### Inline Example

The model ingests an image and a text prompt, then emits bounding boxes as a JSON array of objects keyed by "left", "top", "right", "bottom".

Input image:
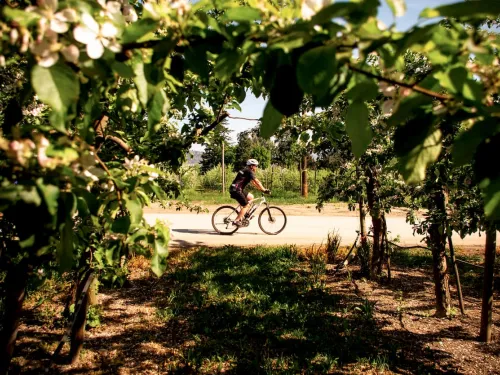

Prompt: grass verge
[{"left": 179, "top": 189, "right": 323, "bottom": 205}]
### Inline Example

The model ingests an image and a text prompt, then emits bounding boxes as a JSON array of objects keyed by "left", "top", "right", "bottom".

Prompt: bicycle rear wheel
[
  {"left": 212, "top": 205, "right": 239, "bottom": 235},
  {"left": 258, "top": 206, "right": 287, "bottom": 235}
]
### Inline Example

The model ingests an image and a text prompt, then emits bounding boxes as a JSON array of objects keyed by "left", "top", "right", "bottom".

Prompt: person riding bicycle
[{"left": 230, "top": 158, "right": 270, "bottom": 227}]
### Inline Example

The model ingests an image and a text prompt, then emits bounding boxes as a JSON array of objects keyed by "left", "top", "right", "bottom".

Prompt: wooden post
[
  {"left": 480, "top": 226, "right": 496, "bottom": 342},
  {"left": 447, "top": 234, "right": 465, "bottom": 315},
  {"left": 301, "top": 155, "right": 308, "bottom": 198},
  {"left": 69, "top": 272, "right": 94, "bottom": 364},
  {"left": 270, "top": 164, "right": 274, "bottom": 191},
  {"left": 222, "top": 142, "right": 225, "bottom": 193},
  {"left": 314, "top": 166, "right": 317, "bottom": 193}
]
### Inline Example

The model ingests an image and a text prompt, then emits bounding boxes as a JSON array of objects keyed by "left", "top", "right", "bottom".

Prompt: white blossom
[
  {"left": 29, "top": 0, "right": 77, "bottom": 34},
  {"left": 171, "top": 0, "right": 190, "bottom": 17},
  {"left": 301, "top": 0, "right": 330, "bottom": 20},
  {"left": 61, "top": 44, "right": 80, "bottom": 64},
  {"left": 30, "top": 30, "right": 59, "bottom": 67},
  {"left": 73, "top": 13, "right": 120, "bottom": 59},
  {"left": 123, "top": 3, "right": 138, "bottom": 22},
  {"left": 382, "top": 100, "right": 395, "bottom": 117}
]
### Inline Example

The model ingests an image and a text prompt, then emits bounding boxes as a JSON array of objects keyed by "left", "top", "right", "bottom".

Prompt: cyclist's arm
[{"left": 251, "top": 178, "right": 266, "bottom": 191}]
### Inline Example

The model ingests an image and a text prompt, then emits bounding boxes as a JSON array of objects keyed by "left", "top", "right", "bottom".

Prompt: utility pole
[{"left": 222, "top": 142, "right": 225, "bottom": 193}]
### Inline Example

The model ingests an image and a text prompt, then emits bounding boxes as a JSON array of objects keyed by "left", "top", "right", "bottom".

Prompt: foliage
[
  {"left": 1, "top": 0, "right": 500, "bottom": 365},
  {"left": 234, "top": 127, "right": 275, "bottom": 170},
  {"left": 200, "top": 120, "right": 235, "bottom": 173}
]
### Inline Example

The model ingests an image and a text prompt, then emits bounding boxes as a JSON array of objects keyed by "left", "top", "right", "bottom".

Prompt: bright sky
[{"left": 191, "top": 0, "right": 463, "bottom": 150}]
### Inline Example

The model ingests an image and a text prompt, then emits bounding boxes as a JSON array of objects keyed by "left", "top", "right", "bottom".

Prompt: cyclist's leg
[{"left": 231, "top": 190, "right": 249, "bottom": 222}]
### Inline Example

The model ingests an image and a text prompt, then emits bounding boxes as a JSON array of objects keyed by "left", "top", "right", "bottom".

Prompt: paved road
[{"left": 144, "top": 212, "right": 487, "bottom": 248}]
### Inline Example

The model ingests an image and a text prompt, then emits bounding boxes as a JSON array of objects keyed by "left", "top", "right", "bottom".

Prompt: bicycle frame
[{"left": 236, "top": 194, "right": 269, "bottom": 219}]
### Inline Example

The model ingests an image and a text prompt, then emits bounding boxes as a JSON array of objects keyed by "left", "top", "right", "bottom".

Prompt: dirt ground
[
  {"left": 147, "top": 202, "right": 415, "bottom": 217},
  {"left": 10, "top": 247, "right": 500, "bottom": 375}
]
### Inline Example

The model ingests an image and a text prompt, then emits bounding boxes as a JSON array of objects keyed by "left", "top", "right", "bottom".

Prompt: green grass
[
  {"left": 179, "top": 189, "right": 323, "bottom": 205},
  {"left": 157, "top": 245, "right": 408, "bottom": 374}
]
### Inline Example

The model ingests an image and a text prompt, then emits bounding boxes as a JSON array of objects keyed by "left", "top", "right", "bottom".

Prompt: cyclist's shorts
[{"left": 230, "top": 189, "right": 248, "bottom": 206}]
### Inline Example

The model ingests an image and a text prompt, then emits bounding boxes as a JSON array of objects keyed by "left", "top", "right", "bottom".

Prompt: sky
[{"left": 191, "top": 0, "right": 463, "bottom": 150}]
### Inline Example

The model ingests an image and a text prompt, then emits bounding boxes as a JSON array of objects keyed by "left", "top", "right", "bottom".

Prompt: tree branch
[
  {"left": 348, "top": 63, "right": 451, "bottom": 101},
  {"left": 105, "top": 135, "right": 132, "bottom": 154},
  {"left": 228, "top": 115, "right": 260, "bottom": 121},
  {"left": 200, "top": 111, "right": 229, "bottom": 137},
  {"left": 94, "top": 153, "right": 123, "bottom": 203}
]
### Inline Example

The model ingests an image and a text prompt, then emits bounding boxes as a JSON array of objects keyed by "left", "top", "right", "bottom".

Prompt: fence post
[{"left": 222, "top": 142, "right": 225, "bottom": 193}]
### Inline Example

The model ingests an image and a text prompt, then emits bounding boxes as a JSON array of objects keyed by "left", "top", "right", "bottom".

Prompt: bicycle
[{"left": 211, "top": 194, "right": 287, "bottom": 235}]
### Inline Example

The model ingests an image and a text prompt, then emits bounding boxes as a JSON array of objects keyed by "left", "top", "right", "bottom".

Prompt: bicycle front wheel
[
  {"left": 212, "top": 205, "right": 239, "bottom": 235},
  {"left": 258, "top": 206, "right": 287, "bottom": 235}
]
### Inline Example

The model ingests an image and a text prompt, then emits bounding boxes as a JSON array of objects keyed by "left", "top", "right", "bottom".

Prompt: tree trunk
[
  {"left": 365, "top": 166, "right": 383, "bottom": 277},
  {"left": 301, "top": 155, "right": 308, "bottom": 198},
  {"left": 355, "top": 165, "right": 369, "bottom": 276},
  {"left": 428, "top": 189, "right": 451, "bottom": 318},
  {"left": 480, "top": 226, "right": 496, "bottom": 342},
  {"left": 69, "top": 272, "right": 93, "bottom": 364},
  {"left": 0, "top": 262, "right": 29, "bottom": 375}
]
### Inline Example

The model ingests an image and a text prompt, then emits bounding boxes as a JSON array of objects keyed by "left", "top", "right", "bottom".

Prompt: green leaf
[
  {"left": 345, "top": 101, "right": 372, "bottom": 158},
  {"left": 311, "top": 2, "right": 359, "bottom": 24},
  {"left": 270, "top": 64, "right": 303, "bottom": 116},
  {"left": 125, "top": 195, "right": 143, "bottom": 224},
  {"left": 35, "top": 180, "right": 59, "bottom": 216},
  {"left": 420, "top": 2, "right": 500, "bottom": 19},
  {"left": 480, "top": 178, "right": 500, "bottom": 220},
  {"left": 346, "top": 80, "right": 379, "bottom": 102},
  {"left": 453, "top": 119, "right": 500, "bottom": 166},
  {"left": 184, "top": 47, "right": 209, "bottom": 80},
  {"left": 3, "top": 7, "right": 40, "bottom": 26},
  {"left": 385, "top": 0, "right": 406, "bottom": 17},
  {"left": 151, "top": 222, "right": 170, "bottom": 277},
  {"left": 150, "top": 183, "right": 167, "bottom": 201},
  {"left": 31, "top": 63, "right": 80, "bottom": 113},
  {"left": 112, "top": 216, "right": 131, "bottom": 234},
  {"left": 396, "top": 126, "right": 442, "bottom": 184},
  {"left": 147, "top": 89, "right": 169, "bottom": 133},
  {"left": 387, "top": 95, "right": 433, "bottom": 127},
  {"left": 133, "top": 61, "right": 148, "bottom": 107},
  {"left": 214, "top": 50, "right": 243, "bottom": 79},
  {"left": 127, "top": 228, "right": 149, "bottom": 244},
  {"left": 435, "top": 67, "right": 483, "bottom": 102},
  {"left": 57, "top": 219, "right": 74, "bottom": 272},
  {"left": 260, "top": 101, "right": 284, "bottom": 139},
  {"left": 224, "top": 7, "right": 261, "bottom": 22},
  {"left": 473, "top": 133, "right": 500, "bottom": 185},
  {"left": 74, "top": 188, "right": 99, "bottom": 215},
  {"left": 111, "top": 61, "right": 134, "bottom": 78},
  {"left": 296, "top": 45, "right": 337, "bottom": 98},
  {"left": 299, "top": 132, "right": 310, "bottom": 143},
  {"left": 19, "top": 186, "right": 42, "bottom": 206},
  {"left": 121, "top": 18, "right": 159, "bottom": 44}
]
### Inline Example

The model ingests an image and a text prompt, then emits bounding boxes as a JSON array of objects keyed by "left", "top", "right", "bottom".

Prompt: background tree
[
  {"left": 200, "top": 120, "right": 235, "bottom": 173},
  {"left": 234, "top": 127, "right": 274, "bottom": 170}
]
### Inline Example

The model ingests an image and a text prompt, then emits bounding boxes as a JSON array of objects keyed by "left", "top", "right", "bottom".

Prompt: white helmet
[{"left": 246, "top": 158, "right": 259, "bottom": 166}]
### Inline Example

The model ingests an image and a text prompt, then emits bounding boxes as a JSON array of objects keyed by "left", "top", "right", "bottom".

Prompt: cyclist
[{"left": 229, "top": 158, "right": 270, "bottom": 227}]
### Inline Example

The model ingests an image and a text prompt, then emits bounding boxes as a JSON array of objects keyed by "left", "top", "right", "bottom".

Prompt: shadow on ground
[{"left": 11, "top": 245, "right": 489, "bottom": 374}]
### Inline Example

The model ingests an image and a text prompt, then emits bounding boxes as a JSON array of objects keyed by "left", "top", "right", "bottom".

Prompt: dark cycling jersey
[{"left": 230, "top": 167, "right": 255, "bottom": 191}]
